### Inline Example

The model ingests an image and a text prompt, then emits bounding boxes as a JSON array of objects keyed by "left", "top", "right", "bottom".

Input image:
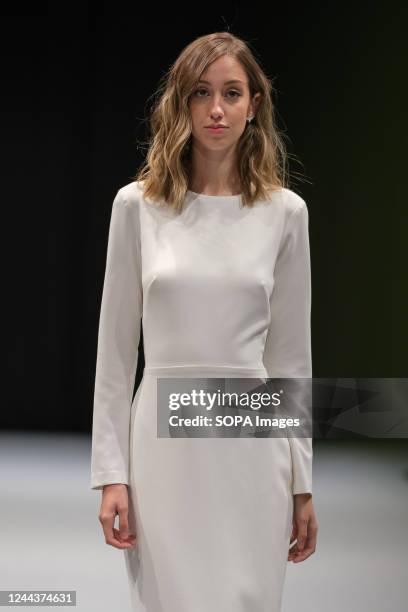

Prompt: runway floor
[{"left": 0, "top": 432, "right": 407, "bottom": 612}]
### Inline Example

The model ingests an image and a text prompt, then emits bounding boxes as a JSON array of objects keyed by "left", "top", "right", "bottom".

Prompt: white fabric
[{"left": 90, "top": 181, "right": 313, "bottom": 611}]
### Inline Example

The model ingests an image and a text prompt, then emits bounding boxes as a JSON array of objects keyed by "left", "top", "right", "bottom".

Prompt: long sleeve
[
  {"left": 90, "top": 188, "right": 142, "bottom": 490},
  {"left": 262, "top": 199, "right": 313, "bottom": 496}
]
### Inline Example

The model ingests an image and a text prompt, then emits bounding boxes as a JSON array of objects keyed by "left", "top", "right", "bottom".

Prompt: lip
[{"left": 205, "top": 126, "right": 228, "bottom": 133}]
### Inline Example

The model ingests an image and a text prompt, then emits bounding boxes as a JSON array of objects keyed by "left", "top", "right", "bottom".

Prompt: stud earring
[{"left": 246, "top": 115, "right": 254, "bottom": 123}]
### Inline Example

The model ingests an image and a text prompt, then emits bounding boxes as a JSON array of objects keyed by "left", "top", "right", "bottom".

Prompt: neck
[{"left": 188, "top": 144, "right": 241, "bottom": 195}]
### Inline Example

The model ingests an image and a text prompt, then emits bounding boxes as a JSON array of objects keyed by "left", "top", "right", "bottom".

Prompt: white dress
[{"left": 90, "top": 181, "right": 313, "bottom": 612}]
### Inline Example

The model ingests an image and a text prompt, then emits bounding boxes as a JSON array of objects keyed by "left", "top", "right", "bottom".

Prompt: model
[{"left": 90, "top": 31, "right": 318, "bottom": 612}]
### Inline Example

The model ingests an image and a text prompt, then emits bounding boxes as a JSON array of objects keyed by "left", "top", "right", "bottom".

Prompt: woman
[{"left": 91, "top": 31, "right": 318, "bottom": 612}]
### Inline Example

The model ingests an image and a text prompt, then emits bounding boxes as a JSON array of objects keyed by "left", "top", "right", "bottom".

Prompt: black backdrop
[{"left": 1, "top": 1, "right": 405, "bottom": 430}]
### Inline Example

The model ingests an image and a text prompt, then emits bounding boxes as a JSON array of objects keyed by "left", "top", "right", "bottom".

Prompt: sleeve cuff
[{"left": 90, "top": 470, "right": 129, "bottom": 490}]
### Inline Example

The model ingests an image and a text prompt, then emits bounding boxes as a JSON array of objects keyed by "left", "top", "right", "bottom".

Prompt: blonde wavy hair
[{"left": 132, "top": 31, "right": 296, "bottom": 213}]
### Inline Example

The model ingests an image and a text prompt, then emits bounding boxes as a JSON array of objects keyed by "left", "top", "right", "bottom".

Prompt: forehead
[{"left": 198, "top": 55, "right": 248, "bottom": 86}]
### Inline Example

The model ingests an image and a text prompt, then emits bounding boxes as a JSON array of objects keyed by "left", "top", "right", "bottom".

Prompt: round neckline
[{"left": 186, "top": 189, "right": 242, "bottom": 200}]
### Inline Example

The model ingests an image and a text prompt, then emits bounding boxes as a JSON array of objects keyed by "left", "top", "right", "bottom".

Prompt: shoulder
[
  {"left": 107, "top": 182, "right": 144, "bottom": 236},
  {"left": 260, "top": 187, "right": 307, "bottom": 219},
  {"left": 272, "top": 189, "right": 309, "bottom": 235},
  {"left": 278, "top": 187, "right": 307, "bottom": 217},
  {"left": 263, "top": 188, "right": 309, "bottom": 251},
  {"left": 114, "top": 180, "right": 144, "bottom": 209},
  {"left": 115, "top": 180, "right": 168, "bottom": 215},
  {"left": 260, "top": 187, "right": 308, "bottom": 234}
]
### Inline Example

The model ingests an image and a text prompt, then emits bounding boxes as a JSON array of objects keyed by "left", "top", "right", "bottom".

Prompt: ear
[{"left": 249, "top": 92, "right": 262, "bottom": 118}]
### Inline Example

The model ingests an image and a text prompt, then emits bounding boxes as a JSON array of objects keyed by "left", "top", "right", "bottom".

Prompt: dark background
[{"left": 1, "top": 1, "right": 405, "bottom": 430}]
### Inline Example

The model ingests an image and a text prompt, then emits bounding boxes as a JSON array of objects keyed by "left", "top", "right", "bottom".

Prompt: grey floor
[{"left": 0, "top": 432, "right": 407, "bottom": 611}]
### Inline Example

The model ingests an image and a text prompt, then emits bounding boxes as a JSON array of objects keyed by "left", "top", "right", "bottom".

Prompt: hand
[
  {"left": 288, "top": 493, "right": 318, "bottom": 563},
  {"left": 98, "top": 483, "right": 137, "bottom": 550}
]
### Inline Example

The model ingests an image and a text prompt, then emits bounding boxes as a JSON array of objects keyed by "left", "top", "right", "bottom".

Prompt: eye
[
  {"left": 226, "top": 90, "right": 241, "bottom": 98},
  {"left": 193, "top": 88, "right": 208, "bottom": 97},
  {"left": 192, "top": 88, "right": 242, "bottom": 98}
]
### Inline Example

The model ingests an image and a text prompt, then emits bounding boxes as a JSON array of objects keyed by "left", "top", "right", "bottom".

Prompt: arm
[
  {"left": 90, "top": 188, "right": 142, "bottom": 490},
  {"left": 263, "top": 198, "right": 313, "bottom": 496}
]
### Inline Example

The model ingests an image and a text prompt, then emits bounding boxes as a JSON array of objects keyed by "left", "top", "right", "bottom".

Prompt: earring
[{"left": 246, "top": 115, "right": 254, "bottom": 124}]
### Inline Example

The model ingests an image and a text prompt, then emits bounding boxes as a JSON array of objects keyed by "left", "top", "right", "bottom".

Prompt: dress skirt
[{"left": 124, "top": 365, "right": 294, "bottom": 612}]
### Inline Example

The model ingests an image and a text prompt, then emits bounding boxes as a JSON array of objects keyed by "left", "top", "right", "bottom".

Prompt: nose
[{"left": 209, "top": 94, "right": 224, "bottom": 119}]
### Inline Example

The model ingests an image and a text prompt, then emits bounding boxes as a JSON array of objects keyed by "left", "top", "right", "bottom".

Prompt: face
[{"left": 188, "top": 54, "right": 261, "bottom": 152}]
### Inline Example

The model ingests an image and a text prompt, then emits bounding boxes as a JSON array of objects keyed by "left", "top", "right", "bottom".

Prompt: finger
[
  {"left": 289, "top": 523, "right": 297, "bottom": 545},
  {"left": 106, "top": 528, "right": 135, "bottom": 549},
  {"left": 296, "top": 522, "right": 318, "bottom": 556},
  {"left": 99, "top": 511, "right": 129, "bottom": 549},
  {"left": 293, "top": 543, "right": 315, "bottom": 563},
  {"left": 118, "top": 505, "right": 131, "bottom": 540},
  {"left": 288, "top": 545, "right": 304, "bottom": 562},
  {"left": 113, "top": 526, "right": 136, "bottom": 542},
  {"left": 99, "top": 509, "right": 116, "bottom": 544},
  {"left": 295, "top": 519, "right": 308, "bottom": 552},
  {"left": 288, "top": 523, "right": 298, "bottom": 559},
  {"left": 113, "top": 527, "right": 137, "bottom": 548},
  {"left": 288, "top": 542, "right": 300, "bottom": 561},
  {"left": 291, "top": 530, "right": 316, "bottom": 562}
]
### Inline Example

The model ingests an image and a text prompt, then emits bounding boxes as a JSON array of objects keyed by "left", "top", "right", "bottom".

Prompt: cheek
[
  {"left": 231, "top": 113, "right": 246, "bottom": 131},
  {"left": 190, "top": 118, "right": 200, "bottom": 135},
  {"left": 229, "top": 105, "right": 246, "bottom": 122},
  {"left": 189, "top": 100, "right": 201, "bottom": 116}
]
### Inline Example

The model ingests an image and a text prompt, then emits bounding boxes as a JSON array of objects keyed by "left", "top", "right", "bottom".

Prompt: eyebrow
[{"left": 197, "top": 79, "right": 245, "bottom": 86}]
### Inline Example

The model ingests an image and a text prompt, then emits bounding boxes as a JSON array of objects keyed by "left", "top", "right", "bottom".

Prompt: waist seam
[{"left": 144, "top": 364, "right": 268, "bottom": 375}]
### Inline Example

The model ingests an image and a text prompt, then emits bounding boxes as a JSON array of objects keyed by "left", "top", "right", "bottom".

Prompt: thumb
[
  {"left": 118, "top": 509, "right": 130, "bottom": 540},
  {"left": 296, "top": 522, "right": 308, "bottom": 551},
  {"left": 289, "top": 521, "right": 297, "bottom": 544}
]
